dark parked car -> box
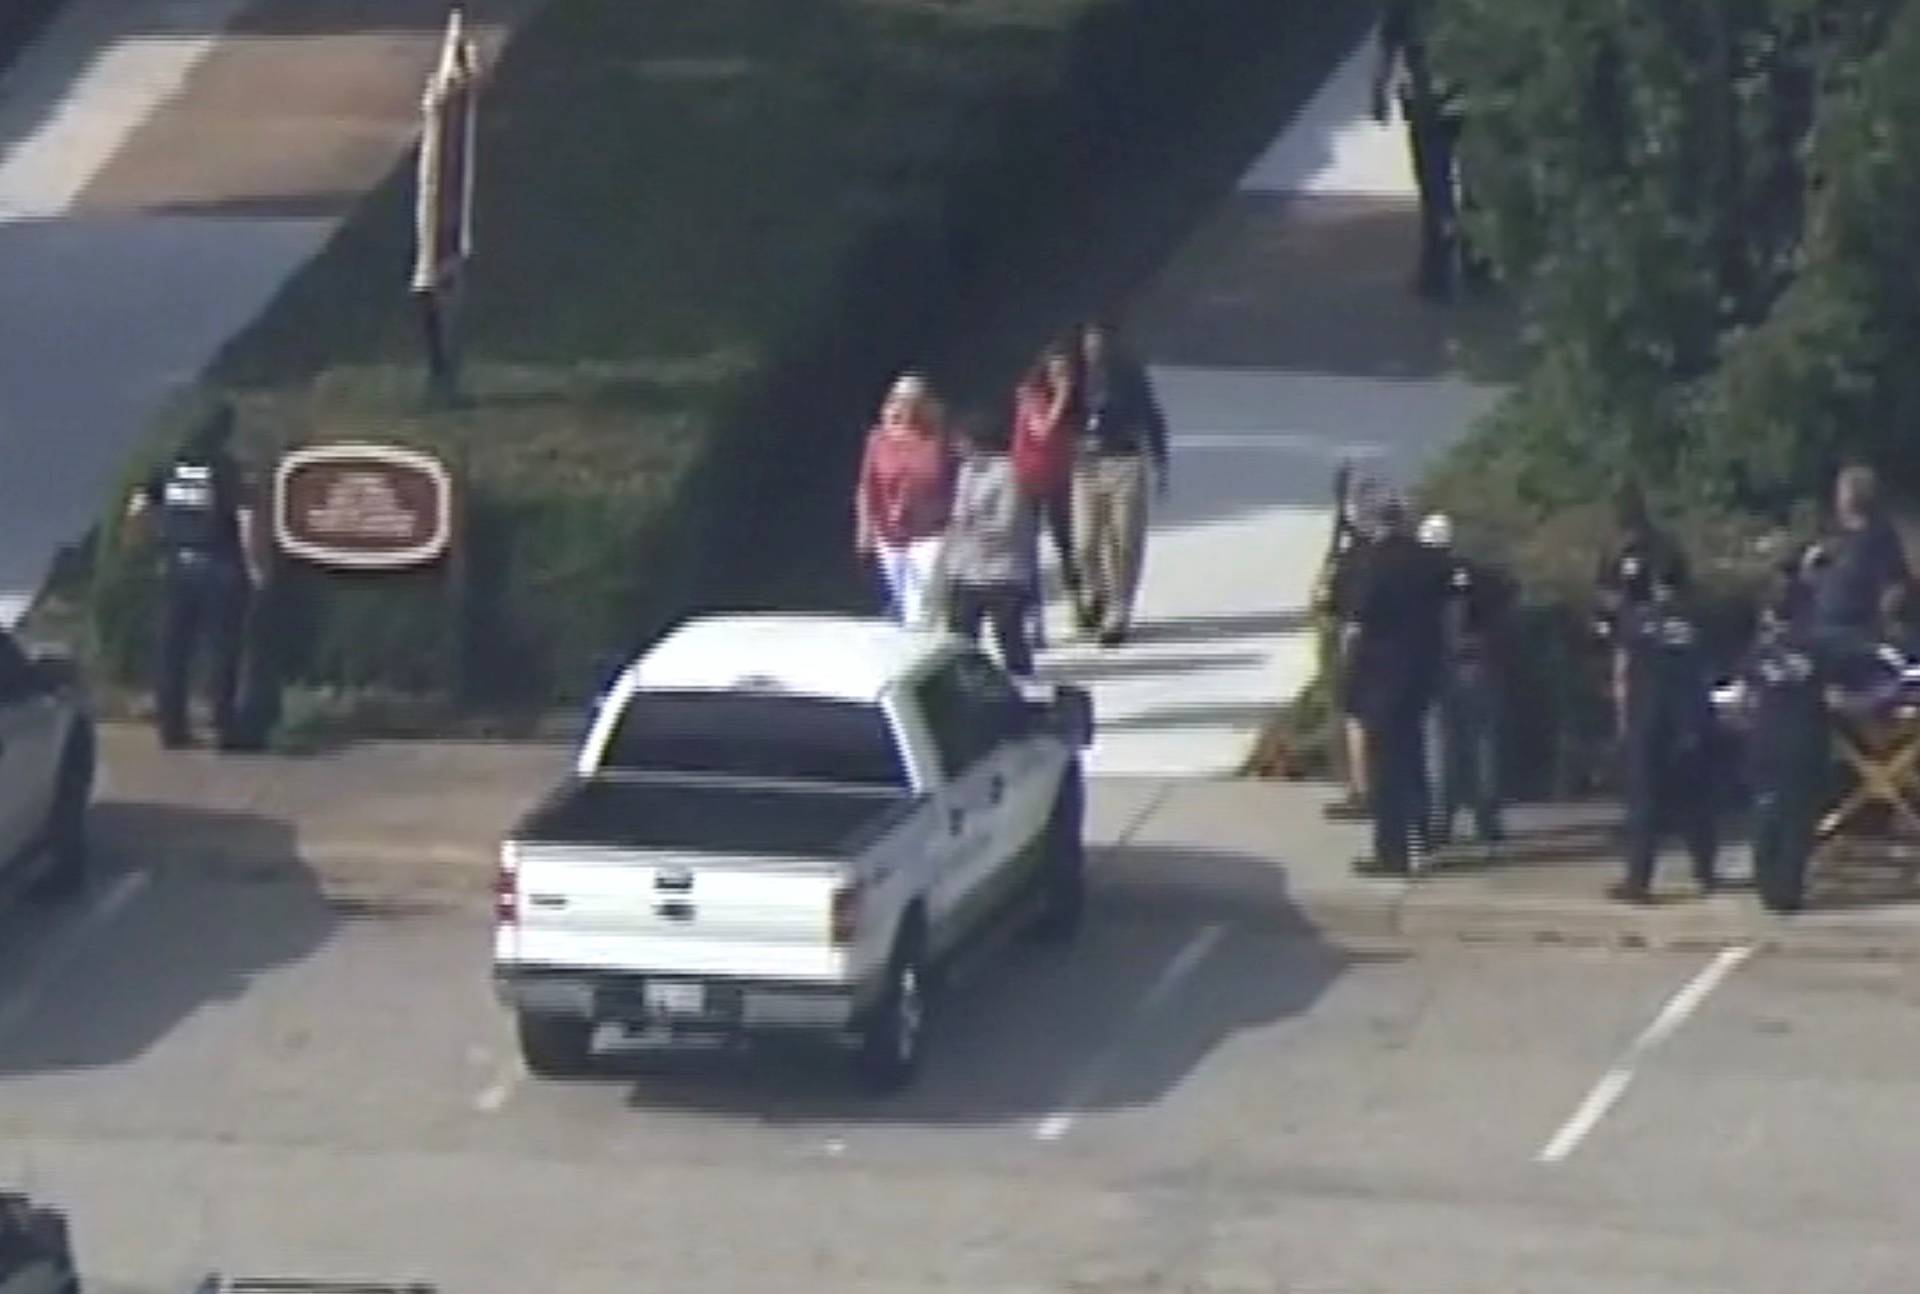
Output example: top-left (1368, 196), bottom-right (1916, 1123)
top-left (0, 1193), bottom-right (78, 1294)
top-left (0, 626), bottom-right (93, 903)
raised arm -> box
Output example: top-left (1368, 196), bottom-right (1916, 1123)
top-left (854, 432), bottom-right (879, 554)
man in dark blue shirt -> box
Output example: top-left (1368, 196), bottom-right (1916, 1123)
top-left (1804, 464), bottom-right (1909, 646)
top-left (1071, 322), bottom-right (1171, 647)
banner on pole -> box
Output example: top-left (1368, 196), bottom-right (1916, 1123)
top-left (412, 8), bottom-right (480, 294)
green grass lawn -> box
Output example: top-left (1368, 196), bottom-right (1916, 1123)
top-left (92, 0), bottom-right (1366, 713)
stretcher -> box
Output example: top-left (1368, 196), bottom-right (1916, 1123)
top-left (1817, 707), bottom-right (1920, 842)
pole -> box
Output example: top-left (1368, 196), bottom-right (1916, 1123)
top-left (413, 6), bottom-right (478, 406)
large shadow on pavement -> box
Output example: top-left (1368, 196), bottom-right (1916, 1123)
top-left (0, 802), bottom-right (336, 1076)
top-left (599, 843), bottom-right (1360, 1127)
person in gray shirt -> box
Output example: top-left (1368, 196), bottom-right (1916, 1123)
top-left (945, 413), bottom-right (1041, 676)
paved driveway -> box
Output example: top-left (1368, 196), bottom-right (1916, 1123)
top-left (1, 835), bottom-right (1915, 1293)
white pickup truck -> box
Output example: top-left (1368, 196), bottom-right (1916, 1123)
top-left (493, 614), bottom-right (1093, 1090)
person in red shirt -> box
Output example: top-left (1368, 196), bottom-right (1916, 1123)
top-left (1010, 344), bottom-right (1081, 646)
top-left (855, 372), bottom-right (956, 627)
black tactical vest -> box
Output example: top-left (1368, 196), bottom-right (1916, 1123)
top-left (158, 456), bottom-right (230, 553)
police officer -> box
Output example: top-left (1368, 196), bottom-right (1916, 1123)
top-left (1418, 512), bottom-right (1509, 851)
top-left (1738, 583), bottom-right (1835, 915)
top-left (1611, 563), bottom-right (1719, 903)
top-left (127, 404), bottom-right (264, 750)
top-left (1595, 483), bottom-right (1688, 728)
top-left (1347, 496), bottom-right (1450, 876)
top-left (1371, 1), bottom-right (1481, 299)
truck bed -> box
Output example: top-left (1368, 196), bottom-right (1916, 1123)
top-left (512, 775), bottom-right (914, 860)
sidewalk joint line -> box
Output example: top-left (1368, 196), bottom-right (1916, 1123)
top-left (1111, 781), bottom-right (1174, 850)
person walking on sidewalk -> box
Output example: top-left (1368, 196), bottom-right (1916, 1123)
top-left (1071, 321), bottom-right (1170, 647)
top-left (1348, 497), bottom-right (1450, 877)
top-left (945, 416), bottom-right (1042, 678)
top-left (1610, 564), bottom-right (1719, 904)
top-left (855, 372), bottom-right (956, 629)
top-left (124, 403), bottom-right (268, 751)
top-left (1011, 342), bottom-right (1083, 648)
top-left (1371, 0), bottom-right (1482, 300)
top-left (1418, 511), bottom-right (1509, 853)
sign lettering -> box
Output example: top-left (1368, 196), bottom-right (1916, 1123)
top-left (274, 443), bottom-right (454, 571)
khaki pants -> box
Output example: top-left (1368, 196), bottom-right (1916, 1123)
top-left (1072, 454), bottom-right (1149, 633)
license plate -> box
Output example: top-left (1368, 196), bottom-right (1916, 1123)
top-left (644, 980), bottom-right (705, 1017)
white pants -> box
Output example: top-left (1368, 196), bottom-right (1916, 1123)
top-left (875, 537), bottom-right (945, 628)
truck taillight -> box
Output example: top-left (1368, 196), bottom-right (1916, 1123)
top-left (830, 881), bottom-right (863, 946)
top-left (495, 844), bottom-right (519, 925)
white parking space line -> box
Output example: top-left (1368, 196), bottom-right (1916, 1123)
top-left (473, 1058), bottom-right (523, 1113)
top-left (1538, 944), bottom-right (1755, 1164)
top-left (1034, 922), bottom-right (1227, 1143)
top-left (0, 868), bottom-right (150, 1044)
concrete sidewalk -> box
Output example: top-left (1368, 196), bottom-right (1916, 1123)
top-left (1045, 32), bottom-right (1506, 778)
top-left (89, 727), bottom-right (1920, 958)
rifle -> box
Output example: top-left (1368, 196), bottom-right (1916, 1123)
top-left (1312, 460), bottom-right (1356, 619)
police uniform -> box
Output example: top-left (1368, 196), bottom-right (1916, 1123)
top-left (1379, 2), bottom-right (1473, 297)
top-left (1431, 555), bottom-right (1509, 847)
top-left (144, 445), bottom-right (249, 748)
top-left (1594, 529), bottom-right (1688, 640)
top-left (1349, 530), bottom-right (1450, 872)
top-left (1617, 594), bottom-right (1718, 897)
top-left (1741, 617), bottom-right (1830, 914)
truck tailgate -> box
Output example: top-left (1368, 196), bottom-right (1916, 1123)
top-left (500, 843), bottom-right (850, 982)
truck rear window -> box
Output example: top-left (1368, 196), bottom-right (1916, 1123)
top-left (601, 691), bottom-right (908, 789)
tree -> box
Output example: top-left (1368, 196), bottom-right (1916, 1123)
top-left (1429, 0), bottom-right (1907, 510)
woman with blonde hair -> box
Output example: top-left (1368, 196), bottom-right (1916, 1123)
top-left (855, 372), bottom-right (956, 627)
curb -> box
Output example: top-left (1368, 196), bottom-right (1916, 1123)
top-left (1299, 886), bottom-right (1920, 962)
top-left (97, 828), bottom-right (1920, 960)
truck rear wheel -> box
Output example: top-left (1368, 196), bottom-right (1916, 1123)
top-left (517, 1012), bottom-right (595, 1078)
top-left (1032, 770), bottom-right (1085, 942)
top-left (856, 928), bottom-right (928, 1093)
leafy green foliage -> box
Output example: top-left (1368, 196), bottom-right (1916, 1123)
top-left (1390, 0), bottom-right (1920, 791)
top-left (1432, 0), bottom-right (1912, 511)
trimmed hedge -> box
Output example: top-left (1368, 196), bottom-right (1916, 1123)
top-left (91, 0), bottom-right (1366, 710)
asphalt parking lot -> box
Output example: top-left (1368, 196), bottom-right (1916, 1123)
top-left (1, 835), bottom-right (1917, 1294)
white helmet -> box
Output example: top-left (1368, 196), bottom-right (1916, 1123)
top-left (1417, 511), bottom-right (1454, 549)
